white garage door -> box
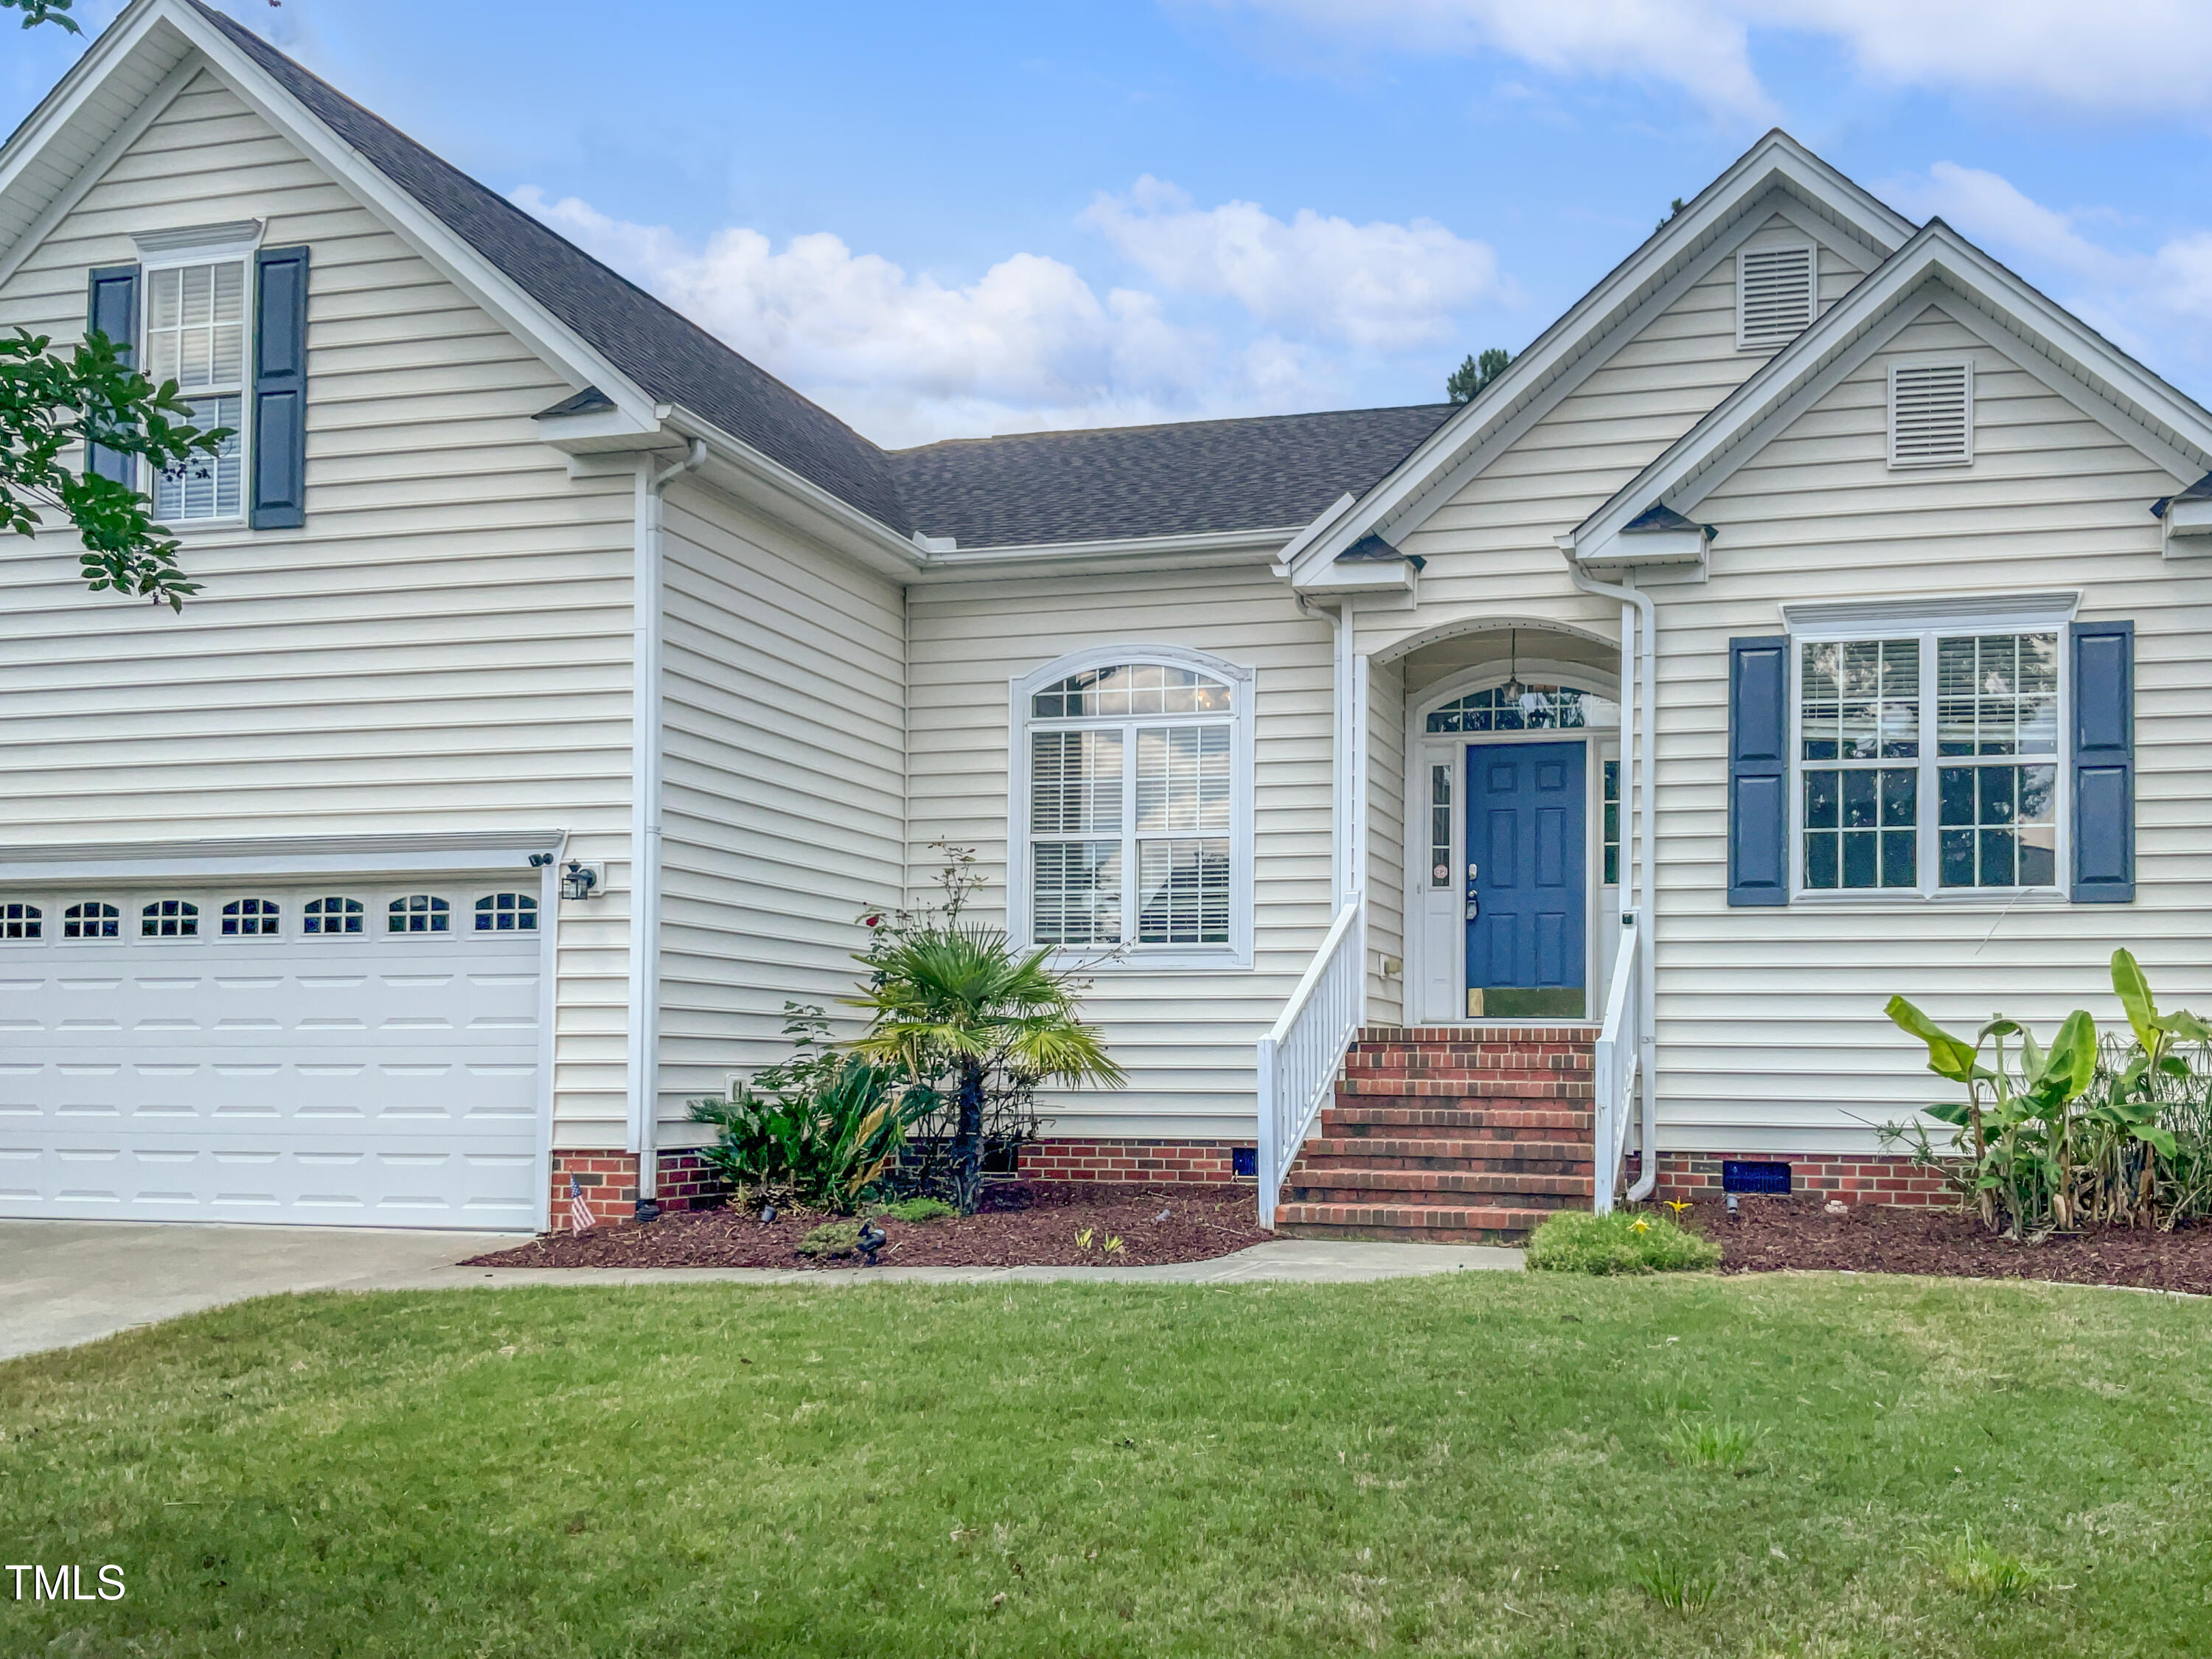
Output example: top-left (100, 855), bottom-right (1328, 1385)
top-left (0, 880), bottom-right (544, 1229)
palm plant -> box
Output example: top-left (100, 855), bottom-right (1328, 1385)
top-left (847, 926), bottom-right (1124, 1211)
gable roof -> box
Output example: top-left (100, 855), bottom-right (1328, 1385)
top-left (0, 0), bottom-right (1461, 559)
top-left (1566, 219), bottom-right (2212, 560)
top-left (1285, 129), bottom-right (1918, 586)
top-left (889, 405), bottom-right (1454, 550)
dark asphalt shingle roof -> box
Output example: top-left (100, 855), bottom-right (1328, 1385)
top-left (192, 5), bottom-right (1458, 552)
top-left (888, 406), bottom-right (1456, 548)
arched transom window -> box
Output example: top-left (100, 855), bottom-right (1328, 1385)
top-left (1426, 684), bottom-right (1599, 734)
top-left (1020, 657), bottom-right (1248, 960)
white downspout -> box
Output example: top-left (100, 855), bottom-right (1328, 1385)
top-left (1565, 557), bottom-right (1659, 1200)
top-left (627, 438), bottom-right (707, 1217)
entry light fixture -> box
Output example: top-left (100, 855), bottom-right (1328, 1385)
top-left (560, 860), bottom-right (601, 901)
top-left (1500, 629), bottom-right (1546, 720)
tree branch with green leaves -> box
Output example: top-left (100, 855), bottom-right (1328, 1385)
top-left (1, 327), bottom-right (229, 611)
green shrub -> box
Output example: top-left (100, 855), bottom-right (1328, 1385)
top-left (874, 1196), bottom-right (956, 1223)
top-left (689, 1008), bottom-right (910, 1214)
top-left (796, 1221), bottom-right (863, 1259)
top-left (1525, 1209), bottom-right (1721, 1275)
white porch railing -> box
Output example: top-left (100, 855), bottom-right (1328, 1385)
top-left (1590, 915), bottom-right (1644, 1214)
top-left (1255, 895), bottom-right (1365, 1227)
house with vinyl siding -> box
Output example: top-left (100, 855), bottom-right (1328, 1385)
top-left (1, 0), bottom-right (2205, 1237)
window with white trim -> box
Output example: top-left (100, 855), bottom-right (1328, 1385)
top-left (145, 259), bottom-right (248, 521)
top-left (63, 901), bottom-right (119, 940)
top-left (1020, 657), bottom-right (1248, 959)
top-left (475, 892), bottom-right (539, 931)
top-left (1796, 627), bottom-right (2059, 894)
top-left (0, 902), bottom-right (41, 941)
top-left (220, 897), bottom-right (280, 936)
top-left (302, 896), bottom-right (364, 936)
top-left (388, 894), bottom-right (451, 934)
top-left (142, 898), bottom-right (198, 938)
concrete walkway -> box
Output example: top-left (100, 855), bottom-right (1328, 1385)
top-left (0, 1221), bottom-right (1522, 1361)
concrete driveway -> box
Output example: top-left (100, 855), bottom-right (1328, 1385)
top-left (1, 1221), bottom-right (1521, 1363)
top-left (0, 1221), bottom-right (503, 1363)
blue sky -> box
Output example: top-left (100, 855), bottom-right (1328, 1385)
top-left (10, 1), bottom-right (2212, 447)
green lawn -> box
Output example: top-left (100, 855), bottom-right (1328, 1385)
top-left (4, 1273), bottom-right (2210, 1656)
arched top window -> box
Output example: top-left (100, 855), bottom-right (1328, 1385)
top-left (1015, 649), bottom-right (1252, 966)
top-left (63, 901), bottom-right (119, 940)
top-left (388, 894), bottom-right (451, 934)
top-left (1031, 662), bottom-right (1234, 720)
top-left (221, 898), bottom-right (280, 937)
top-left (303, 897), bottom-right (364, 936)
top-left (475, 892), bottom-right (538, 932)
top-left (142, 898), bottom-right (198, 939)
top-left (0, 902), bottom-right (41, 942)
top-left (1427, 684), bottom-right (1599, 734)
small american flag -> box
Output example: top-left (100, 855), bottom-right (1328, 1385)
top-left (567, 1175), bottom-right (594, 1234)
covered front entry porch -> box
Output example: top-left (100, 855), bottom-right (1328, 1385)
top-left (1390, 624), bottom-right (1625, 1026)
top-left (1259, 602), bottom-right (1660, 1233)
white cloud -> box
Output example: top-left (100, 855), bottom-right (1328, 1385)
top-left (512, 184), bottom-right (1504, 445)
top-left (1080, 176), bottom-right (1506, 350)
top-left (1897, 163), bottom-right (2212, 372)
top-left (1200, 0), bottom-right (2212, 120)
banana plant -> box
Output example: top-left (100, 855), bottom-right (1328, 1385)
top-left (1885, 996), bottom-right (2098, 1233)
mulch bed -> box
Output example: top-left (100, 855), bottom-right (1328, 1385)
top-left (464, 1181), bottom-right (1270, 1271)
top-left (1699, 1193), bottom-right (2212, 1296)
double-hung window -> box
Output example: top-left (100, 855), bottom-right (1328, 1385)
top-left (145, 257), bottom-right (249, 522)
top-left (1018, 653), bottom-right (1253, 965)
top-left (1795, 624), bottom-right (2061, 896)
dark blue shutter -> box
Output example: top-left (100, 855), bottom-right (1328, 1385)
top-left (250, 245), bottom-right (310, 529)
top-left (2070, 619), bottom-right (2134, 902)
top-left (1728, 635), bottom-right (1790, 905)
top-left (84, 263), bottom-right (140, 486)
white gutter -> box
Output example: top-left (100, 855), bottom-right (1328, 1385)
top-left (1565, 554), bottom-right (1659, 1200)
top-left (626, 438), bottom-right (706, 1214)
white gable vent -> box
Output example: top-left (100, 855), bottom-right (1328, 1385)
top-left (1888, 361), bottom-right (1974, 468)
top-left (1736, 242), bottom-right (1815, 350)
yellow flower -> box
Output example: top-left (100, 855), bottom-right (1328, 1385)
top-left (1664, 1200), bottom-right (1692, 1217)
top-left (1630, 1217), bottom-right (1652, 1234)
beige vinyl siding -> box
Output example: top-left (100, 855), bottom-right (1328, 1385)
top-left (1364, 651), bottom-right (1407, 1022)
top-left (0, 70), bottom-right (637, 1139)
top-left (1377, 212), bottom-right (1868, 658)
top-left (1648, 303), bottom-right (2208, 1152)
top-left (908, 562), bottom-right (1333, 1140)
top-left (654, 481), bottom-right (906, 1126)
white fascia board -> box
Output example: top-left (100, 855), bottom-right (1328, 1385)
top-left (535, 406), bottom-right (678, 453)
top-left (2165, 498), bottom-right (2212, 556)
top-left (910, 526), bottom-right (1294, 582)
top-left (0, 829), bottom-right (565, 886)
top-left (1287, 136), bottom-right (1914, 582)
top-left (1580, 527), bottom-right (1708, 567)
top-left (0, 50), bottom-right (204, 293)
top-left (1295, 558), bottom-right (1418, 595)
top-left (158, 4), bottom-right (661, 431)
top-left (1574, 229), bottom-right (2212, 554)
top-left (658, 406), bottom-right (925, 579)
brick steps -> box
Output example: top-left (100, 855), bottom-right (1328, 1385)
top-left (1273, 1202), bottom-right (1557, 1245)
top-left (1275, 1023), bottom-right (1599, 1247)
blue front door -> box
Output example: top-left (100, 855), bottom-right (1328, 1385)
top-left (1466, 741), bottom-right (1587, 1018)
